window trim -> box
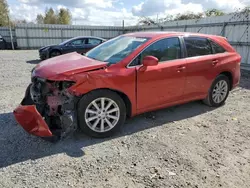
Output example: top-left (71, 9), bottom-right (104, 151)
top-left (183, 36), bottom-right (213, 58)
top-left (127, 36), bottom-right (184, 68)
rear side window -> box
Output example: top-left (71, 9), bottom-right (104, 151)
top-left (184, 37), bottom-right (212, 57)
top-left (210, 40), bottom-right (226, 54)
top-left (88, 38), bottom-right (102, 45)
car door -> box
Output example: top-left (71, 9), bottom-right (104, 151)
top-left (73, 38), bottom-right (87, 54)
top-left (135, 37), bottom-right (187, 111)
top-left (183, 36), bottom-right (220, 99)
top-left (63, 38), bottom-right (86, 54)
top-left (84, 38), bottom-right (102, 52)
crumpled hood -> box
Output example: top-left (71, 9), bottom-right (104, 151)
top-left (33, 52), bottom-right (107, 80)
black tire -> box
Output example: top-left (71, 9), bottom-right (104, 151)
top-left (49, 50), bottom-right (61, 58)
top-left (77, 90), bottom-right (126, 138)
top-left (0, 41), bottom-right (6, 50)
top-left (40, 56), bottom-right (46, 60)
top-left (203, 74), bottom-right (230, 107)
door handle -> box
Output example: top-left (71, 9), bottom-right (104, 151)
top-left (212, 59), bottom-right (219, 65)
top-left (177, 66), bottom-right (186, 72)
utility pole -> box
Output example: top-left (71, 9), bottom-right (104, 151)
top-left (7, 14), bottom-right (14, 50)
top-left (122, 20), bottom-right (125, 34)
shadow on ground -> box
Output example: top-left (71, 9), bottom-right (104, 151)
top-left (0, 101), bottom-right (215, 168)
top-left (240, 70), bottom-right (250, 90)
top-left (26, 59), bottom-right (41, 64)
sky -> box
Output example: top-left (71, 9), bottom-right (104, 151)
top-left (7, 0), bottom-right (250, 26)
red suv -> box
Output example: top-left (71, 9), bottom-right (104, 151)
top-left (14, 32), bottom-right (241, 141)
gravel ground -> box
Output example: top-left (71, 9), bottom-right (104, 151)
top-left (0, 50), bottom-right (250, 188)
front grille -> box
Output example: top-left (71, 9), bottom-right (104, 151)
top-left (30, 77), bottom-right (48, 104)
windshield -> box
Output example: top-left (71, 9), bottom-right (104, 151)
top-left (85, 36), bottom-right (150, 64)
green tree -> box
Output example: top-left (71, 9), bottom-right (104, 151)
top-left (44, 8), bottom-right (57, 24)
top-left (162, 14), bottom-right (174, 22)
top-left (36, 14), bottom-right (44, 24)
top-left (241, 6), bottom-right (250, 13)
top-left (58, 8), bottom-right (71, 24)
top-left (175, 12), bottom-right (203, 21)
top-left (0, 0), bottom-right (9, 26)
top-left (137, 16), bottom-right (156, 25)
top-left (205, 9), bottom-right (225, 17)
top-left (36, 8), bottom-right (72, 24)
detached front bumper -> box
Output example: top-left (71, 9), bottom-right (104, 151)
top-left (13, 82), bottom-right (77, 141)
top-left (13, 105), bottom-right (53, 137)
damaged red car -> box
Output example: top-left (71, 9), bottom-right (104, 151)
top-left (14, 32), bottom-right (241, 141)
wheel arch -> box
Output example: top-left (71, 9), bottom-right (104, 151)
top-left (219, 71), bottom-right (233, 90)
top-left (78, 88), bottom-right (132, 118)
top-left (49, 48), bottom-right (62, 56)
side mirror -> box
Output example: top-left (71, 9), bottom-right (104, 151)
top-left (142, 56), bottom-right (159, 67)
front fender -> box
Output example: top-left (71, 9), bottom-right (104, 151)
top-left (68, 68), bottom-right (137, 116)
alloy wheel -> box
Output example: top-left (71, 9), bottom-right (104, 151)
top-left (85, 97), bottom-right (120, 133)
top-left (212, 80), bottom-right (228, 103)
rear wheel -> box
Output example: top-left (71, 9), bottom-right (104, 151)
top-left (203, 75), bottom-right (230, 107)
top-left (77, 90), bottom-right (126, 138)
top-left (49, 50), bottom-right (61, 58)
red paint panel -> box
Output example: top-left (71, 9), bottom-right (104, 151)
top-left (13, 105), bottom-right (53, 137)
top-left (69, 64), bottom-right (137, 116)
top-left (33, 52), bottom-right (107, 80)
top-left (136, 59), bottom-right (187, 111)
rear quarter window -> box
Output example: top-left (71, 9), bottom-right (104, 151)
top-left (209, 40), bottom-right (226, 54)
top-left (184, 37), bottom-right (212, 57)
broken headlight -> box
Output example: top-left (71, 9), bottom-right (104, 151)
top-left (56, 81), bottom-right (75, 90)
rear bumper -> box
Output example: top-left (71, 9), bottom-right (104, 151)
top-left (13, 105), bottom-right (53, 137)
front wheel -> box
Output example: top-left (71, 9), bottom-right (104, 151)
top-left (203, 74), bottom-right (230, 107)
top-left (77, 90), bottom-right (126, 138)
top-left (49, 50), bottom-right (61, 58)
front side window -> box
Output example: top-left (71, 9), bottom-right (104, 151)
top-left (85, 36), bottom-right (150, 64)
top-left (184, 37), bottom-right (212, 57)
top-left (130, 37), bottom-right (181, 66)
top-left (70, 39), bottom-right (85, 46)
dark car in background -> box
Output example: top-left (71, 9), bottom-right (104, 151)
top-left (39, 36), bottom-right (106, 60)
top-left (0, 35), bottom-right (6, 50)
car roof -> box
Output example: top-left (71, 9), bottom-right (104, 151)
top-left (70, 36), bottom-right (106, 40)
top-left (123, 31), bottom-right (223, 40)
